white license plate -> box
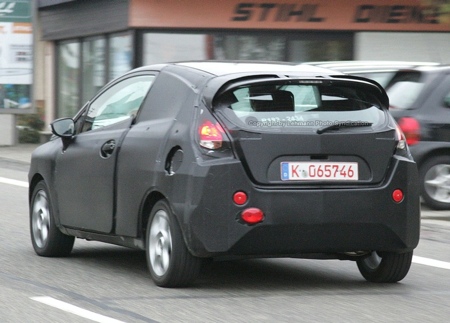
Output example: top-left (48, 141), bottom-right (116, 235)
top-left (281, 162), bottom-right (358, 181)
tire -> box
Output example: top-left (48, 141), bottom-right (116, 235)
top-left (357, 251), bottom-right (413, 283)
top-left (146, 199), bottom-right (202, 287)
top-left (420, 155), bottom-right (450, 210)
top-left (30, 181), bottom-right (75, 257)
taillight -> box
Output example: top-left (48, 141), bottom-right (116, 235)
top-left (394, 123), bottom-right (412, 159)
top-left (395, 125), bottom-right (407, 150)
top-left (398, 117), bottom-right (420, 146)
top-left (196, 108), bottom-right (233, 158)
top-left (198, 120), bottom-right (224, 149)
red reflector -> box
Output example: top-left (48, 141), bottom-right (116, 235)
top-left (398, 117), bottom-right (420, 146)
top-left (392, 189), bottom-right (404, 203)
top-left (241, 208), bottom-right (264, 224)
top-left (233, 191), bottom-right (247, 205)
top-left (199, 120), bottom-right (223, 149)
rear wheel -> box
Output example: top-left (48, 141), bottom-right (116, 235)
top-left (357, 251), bottom-right (413, 283)
top-left (146, 199), bottom-right (202, 287)
top-left (30, 181), bottom-right (74, 256)
top-left (420, 156), bottom-right (450, 210)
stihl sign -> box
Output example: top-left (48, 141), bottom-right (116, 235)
top-left (230, 3), bottom-right (439, 25)
top-left (129, 0), bottom-right (450, 32)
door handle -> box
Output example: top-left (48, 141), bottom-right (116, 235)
top-left (100, 140), bottom-right (116, 158)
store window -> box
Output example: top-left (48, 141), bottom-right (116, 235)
top-left (214, 34), bottom-right (286, 61)
top-left (142, 32), bottom-right (352, 65)
top-left (82, 37), bottom-right (106, 103)
top-left (109, 33), bottom-right (132, 80)
top-left (143, 33), bottom-right (210, 65)
top-left (288, 33), bottom-right (353, 62)
top-left (57, 41), bottom-right (80, 118)
top-left (57, 33), bottom-right (133, 118)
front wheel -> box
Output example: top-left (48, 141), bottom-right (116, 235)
top-left (30, 181), bottom-right (75, 257)
top-left (146, 200), bottom-right (202, 287)
top-left (357, 251), bottom-right (413, 283)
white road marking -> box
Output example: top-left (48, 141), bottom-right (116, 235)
top-left (30, 296), bottom-right (126, 323)
top-left (413, 256), bottom-right (450, 270)
top-left (0, 176), bottom-right (28, 188)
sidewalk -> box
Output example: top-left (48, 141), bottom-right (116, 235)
top-left (0, 143), bottom-right (41, 164)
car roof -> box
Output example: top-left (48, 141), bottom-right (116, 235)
top-left (394, 64), bottom-right (450, 72)
top-left (133, 60), bottom-right (341, 77)
top-left (302, 60), bottom-right (440, 73)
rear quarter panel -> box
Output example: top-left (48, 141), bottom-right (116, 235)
top-left (114, 69), bottom-right (209, 238)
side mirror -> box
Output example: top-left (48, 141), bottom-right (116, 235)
top-left (51, 118), bottom-right (75, 138)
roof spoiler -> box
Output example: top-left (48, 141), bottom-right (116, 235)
top-left (329, 74), bottom-right (389, 108)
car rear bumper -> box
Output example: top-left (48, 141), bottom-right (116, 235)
top-left (176, 157), bottom-right (420, 258)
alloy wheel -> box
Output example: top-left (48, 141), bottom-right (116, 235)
top-left (149, 209), bottom-right (172, 277)
top-left (424, 164), bottom-right (450, 203)
top-left (31, 190), bottom-right (50, 248)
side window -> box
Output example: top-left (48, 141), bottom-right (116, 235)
top-left (444, 90), bottom-right (450, 107)
top-left (443, 82), bottom-right (450, 107)
top-left (82, 75), bottom-right (154, 132)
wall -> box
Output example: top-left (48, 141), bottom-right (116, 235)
top-left (355, 32), bottom-right (450, 63)
top-left (0, 115), bottom-right (17, 146)
top-left (39, 0), bottom-right (129, 40)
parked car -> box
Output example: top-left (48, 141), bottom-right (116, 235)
top-left (29, 61), bottom-right (420, 287)
top-left (303, 61), bottom-right (439, 88)
top-left (385, 65), bottom-right (450, 210)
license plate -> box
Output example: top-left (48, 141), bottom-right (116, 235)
top-left (281, 162), bottom-right (358, 181)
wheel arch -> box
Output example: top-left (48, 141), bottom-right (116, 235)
top-left (139, 190), bottom-right (196, 254)
top-left (414, 147), bottom-right (450, 169)
top-left (140, 190), bottom-right (167, 239)
top-left (28, 173), bottom-right (44, 203)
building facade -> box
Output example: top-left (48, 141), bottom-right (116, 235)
top-left (0, 0), bottom-right (33, 145)
top-left (34, 0), bottom-right (450, 129)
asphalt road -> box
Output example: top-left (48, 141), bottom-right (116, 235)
top-left (1, 158), bottom-right (449, 323)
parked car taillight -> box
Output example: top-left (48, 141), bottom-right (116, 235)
top-left (398, 117), bottom-right (420, 146)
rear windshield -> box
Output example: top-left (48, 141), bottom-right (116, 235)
top-left (385, 71), bottom-right (424, 110)
top-left (214, 82), bottom-right (386, 132)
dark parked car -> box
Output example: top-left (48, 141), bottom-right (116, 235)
top-left (386, 65), bottom-right (450, 210)
top-left (303, 61), bottom-right (439, 88)
top-left (29, 61), bottom-right (420, 287)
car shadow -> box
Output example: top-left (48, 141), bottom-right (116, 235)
top-left (65, 243), bottom-right (411, 292)
top-left (197, 258), bottom-right (366, 290)
top-left (69, 243), bottom-right (149, 277)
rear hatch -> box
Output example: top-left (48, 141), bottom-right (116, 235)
top-left (213, 78), bottom-right (396, 186)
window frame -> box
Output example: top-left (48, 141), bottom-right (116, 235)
top-left (77, 73), bottom-right (155, 134)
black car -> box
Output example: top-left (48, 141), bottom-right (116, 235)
top-left (386, 65), bottom-right (450, 210)
top-left (29, 61), bottom-right (420, 287)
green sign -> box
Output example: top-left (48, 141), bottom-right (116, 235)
top-left (0, 0), bottom-right (31, 23)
